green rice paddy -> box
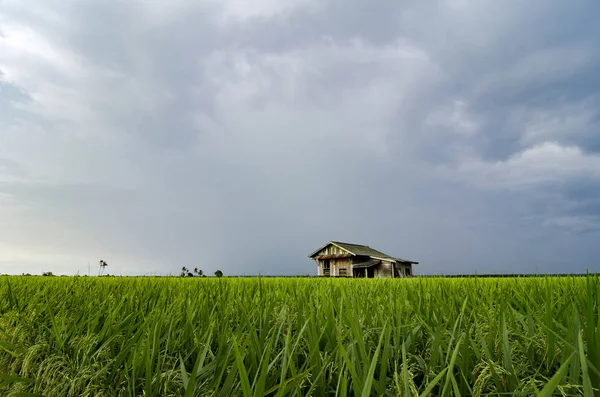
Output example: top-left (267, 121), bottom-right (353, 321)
top-left (0, 276), bottom-right (598, 396)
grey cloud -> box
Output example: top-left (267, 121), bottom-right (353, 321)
top-left (0, 74), bottom-right (32, 130)
top-left (0, 76), bottom-right (31, 103)
top-left (1, 0), bottom-right (600, 275)
top-left (0, 158), bottom-right (24, 178)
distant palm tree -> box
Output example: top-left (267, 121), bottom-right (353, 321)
top-left (98, 260), bottom-right (108, 276)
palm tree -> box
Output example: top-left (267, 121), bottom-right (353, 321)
top-left (98, 260), bottom-right (108, 276)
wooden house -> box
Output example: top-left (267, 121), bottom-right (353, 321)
top-left (308, 241), bottom-right (418, 278)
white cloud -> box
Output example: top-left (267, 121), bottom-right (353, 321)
top-left (0, 21), bottom-right (84, 89)
top-left (452, 142), bottom-right (600, 189)
top-left (213, 0), bottom-right (320, 24)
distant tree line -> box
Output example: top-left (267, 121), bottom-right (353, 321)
top-left (180, 266), bottom-right (223, 278)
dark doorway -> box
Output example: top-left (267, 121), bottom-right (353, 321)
top-left (366, 267), bottom-right (375, 278)
top-left (353, 267), bottom-right (375, 278)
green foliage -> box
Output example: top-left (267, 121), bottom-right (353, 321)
top-left (181, 267), bottom-right (194, 278)
top-left (0, 276), bottom-right (598, 396)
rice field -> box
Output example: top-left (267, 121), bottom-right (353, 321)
top-left (0, 275), bottom-right (599, 396)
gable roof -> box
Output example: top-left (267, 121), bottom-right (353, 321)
top-left (308, 241), bottom-right (418, 264)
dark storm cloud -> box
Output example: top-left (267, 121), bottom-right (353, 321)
top-left (1, 0), bottom-right (600, 275)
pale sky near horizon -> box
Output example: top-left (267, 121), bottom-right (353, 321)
top-left (1, 1), bottom-right (600, 276)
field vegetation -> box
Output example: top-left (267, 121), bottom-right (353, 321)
top-left (0, 276), bottom-right (599, 396)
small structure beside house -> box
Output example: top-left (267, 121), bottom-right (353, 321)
top-left (308, 241), bottom-right (418, 278)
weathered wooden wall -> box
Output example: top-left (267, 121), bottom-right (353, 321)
top-left (316, 259), bottom-right (352, 277)
top-left (318, 260), bottom-right (412, 278)
top-left (315, 245), bottom-right (348, 256)
top-left (333, 259), bottom-right (352, 277)
top-left (376, 261), bottom-right (394, 278)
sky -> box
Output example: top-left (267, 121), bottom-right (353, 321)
top-left (1, 1), bottom-right (599, 276)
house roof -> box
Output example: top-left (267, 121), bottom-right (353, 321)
top-left (308, 241), bottom-right (419, 264)
top-left (352, 259), bottom-right (380, 268)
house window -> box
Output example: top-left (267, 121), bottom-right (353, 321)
top-left (322, 260), bottom-right (330, 276)
top-left (339, 268), bottom-right (347, 277)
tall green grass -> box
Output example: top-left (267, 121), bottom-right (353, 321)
top-left (0, 276), bottom-right (598, 396)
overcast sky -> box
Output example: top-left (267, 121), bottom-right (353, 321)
top-left (1, 1), bottom-right (599, 276)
